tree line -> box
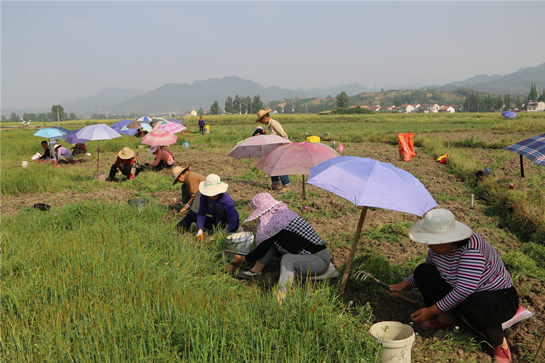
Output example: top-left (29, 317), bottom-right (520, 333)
top-left (208, 95), bottom-right (264, 115)
top-left (1, 105), bottom-right (78, 122)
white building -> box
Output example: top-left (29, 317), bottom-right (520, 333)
top-left (527, 101), bottom-right (545, 112)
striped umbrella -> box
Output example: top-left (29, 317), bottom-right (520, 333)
top-left (156, 122), bottom-right (186, 133)
top-left (137, 116), bottom-right (152, 122)
top-left (152, 120), bottom-right (170, 131)
top-left (141, 130), bottom-right (177, 146)
top-left (504, 133), bottom-right (545, 177)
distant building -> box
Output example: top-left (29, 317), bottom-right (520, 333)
top-left (190, 109), bottom-right (197, 117)
top-left (440, 106), bottom-right (455, 113)
top-left (527, 101), bottom-right (545, 112)
top-left (398, 104), bottom-right (415, 113)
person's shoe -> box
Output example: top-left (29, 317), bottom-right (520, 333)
top-left (421, 318), bottom-right (458, 331)
top-left (270, 184), bottom-right (281, 190)
top-left (236, 269), bottom-right (262, 280)
top-left (278, 187), bottom-right (290, 194)
top-left (493, 342), bottom-right (512, 363)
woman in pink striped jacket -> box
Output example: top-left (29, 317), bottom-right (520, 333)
top-left (390, 209), bottom-right (519, 363)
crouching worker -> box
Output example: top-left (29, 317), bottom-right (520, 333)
top-left (146, 146), bottom-right (174, 171)
top-left (53, 143), bottom-right (73, 164)
top-left (389, 209), bottom-right (522, 363)
top-left (38, 141), bottom-right (56, 161)
top-left (171, 166), bottom-right (206, 217)
top-left (232, 193), bottom-right (333, 303)
top-left (177, 174), bottom-right (240, 240)
top-left (107, 147), bottom-right (142, 181)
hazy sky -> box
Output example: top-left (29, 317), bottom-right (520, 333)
top-left (2, 1), bottom-right (544, 109)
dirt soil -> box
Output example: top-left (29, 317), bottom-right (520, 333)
top-left (3, 130), bottom-right (544, 362)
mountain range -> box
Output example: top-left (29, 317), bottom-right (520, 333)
top-left (3, 62), bottom-right (544, 117)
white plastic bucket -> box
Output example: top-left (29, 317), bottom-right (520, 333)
top-left (369, 321), bottom-right (415, 363)
top-left (226, 232), bottom-right (254, 254)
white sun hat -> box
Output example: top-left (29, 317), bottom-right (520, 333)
top-left (148, 146), bottom-right (159, 155)
top-left (409, 209), bottom-right (473, 245)
top-left (199, 174), bottom-right (228, 196)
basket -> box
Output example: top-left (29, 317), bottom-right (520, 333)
top-left (306, 136), bottom-right (320, 143)
top-left (226, 232), bottom-right (255, 254)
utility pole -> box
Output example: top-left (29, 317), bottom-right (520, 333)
top-left (57, 108), bottom-right (60, 122)
top-left (95, 105), bottom-right (98, 120)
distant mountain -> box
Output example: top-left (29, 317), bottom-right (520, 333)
top-left (103, 77), bottom-right (372, 114)
top-left (423, 62), bottom-right (545, 94)
top-left (61, 87), bottom-right (150, 113)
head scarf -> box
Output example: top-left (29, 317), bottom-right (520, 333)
top-left (256, 203), bottom-right (298, 244)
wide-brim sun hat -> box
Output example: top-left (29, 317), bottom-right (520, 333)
top-left (118, 147), bottom-right (135, 159)
top-left (199, 174), bottom-right (228, 196)
top-left (171, 166), bottom-right (190, 185)
top-left (245, 193), bottom-right (283, 222)
top-left (409, 209), bottom-right (473, 245)
top-left (52, 143), bottom-right (61, 150)
top-left (148, 146), bottom-right (159, 155)
top-left (255, 109), bottom-right (270, 123)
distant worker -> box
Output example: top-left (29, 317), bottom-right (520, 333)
top-left (38, 141), bottom-right (56, 161)
top-left (53, 143), bottom-right (74, 163)
top-left (107, 147), bottom-right (142, 181)
top-left (252, 126), bottom-right (266, 136)
top-left (71, 143), bottom-right (87, 155)
top-left (198, 116), bottom-right (206, 134)
top-left (256, 110), bottom-right (290, 193)
top-left (145, 146), bottom-right (174, 171)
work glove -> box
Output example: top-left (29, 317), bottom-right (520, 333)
top-left (196, 229), bottom-right (204, 242)
top-left (169, 198), bottom-right (178, 204)
top-left (232, 254), bottom-right (245, 265)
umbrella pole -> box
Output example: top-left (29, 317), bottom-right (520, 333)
top-left (339, 206), bottom-right (368, 294)
top-left (302, 174), bottom-right (306, 214)
top-left (520, 154), bottom-right (525, 178)
top-left (97, 140), bottom-right (100, 182)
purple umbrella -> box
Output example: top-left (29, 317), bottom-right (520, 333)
top-left (112, 119), bottom-right (138, 136)
top-left (307, 156), bottom-right (438, 293)
top-left (501, 111), bottom-right (517, 119)
top-left (65, 129), bottom-right (89, 144)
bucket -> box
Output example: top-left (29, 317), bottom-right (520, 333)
top-left (22, 161), bottom-right (28, 168)
top-left (93, 172), bottom-right (106, 182)
top-left (183, 142), bottom-right (189, 148)
top-left (306, 136), bottom-right (320, 143)
top-left (369, 321), bottom-right (415, 363)
top-left (226, 232), bottom-right (254, 254)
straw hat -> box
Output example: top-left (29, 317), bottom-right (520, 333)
top-left (171, 166), bottom-right (191, 185)
top-left (409, 209), bottom-right (473, 245)
top-left (255, 110), bottom-right (270, 123)
top-left (245, 193), bottom-right (283, 222)
top-left (148, 146), bottom-right (159, 155)
top-left (118, 147), bottom-right (135, 159)
top-left (199, 174), bottom-right (228, 196)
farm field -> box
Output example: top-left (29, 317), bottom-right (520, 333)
top-left (2, 113), bottom-right (545, 362)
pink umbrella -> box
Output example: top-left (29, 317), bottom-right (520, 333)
top-left (255, 142), bottom-right (340, 201)
top-left (227, 134), bottom-right (291, 159)
top-left (152, 120), bottom-right (170, 131)
top-left (142, 130), bottom-right (177, 146)
top-left (156, 122), bottom-right (187, 134)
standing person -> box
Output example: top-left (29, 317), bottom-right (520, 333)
top-left (198, 116), bottom-right (206, 135)
top-left (38, 141), bottom-right (56, 161)
top-left (389, 209), bottom-right (521, 363)
top-left (256, 110), bottom-right (290, 193)
top-left (146, 146), bottom-right (174, 171)
top-left (53, 143), bottom-right (74, 163)
top-left (171, 166), bottom-right (206, 216)
top-left (176, 174), bottom-right (240, 239)
top-left (107, 147), bottom-right (142, 181)
top-left (232, 193), bottom-right (334, 303)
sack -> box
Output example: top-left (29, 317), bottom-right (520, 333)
top-left (437, 154), bottom-right (449, 164)
top-left (32, 203), bottom-right (51, 211)
top-left (31, 153), bottom-right (42, 160)
top-left (398, 133), bottom-right (416, 161)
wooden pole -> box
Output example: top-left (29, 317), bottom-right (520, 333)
top-left (339, 206), bottom-right (368, 294)
top-left (520, 154), bottom-right (525, 178)
top-left (96, 140), bottom-right (100, 181)
top-left (302, 174), bottom-right (306, 214)
top-left (535, 332), bottom-right (545, 363)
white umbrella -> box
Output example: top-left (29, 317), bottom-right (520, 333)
top-left (76, 124), bottom-right (122, 181)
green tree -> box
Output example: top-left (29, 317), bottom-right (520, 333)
top-left (252, 95), bottom-right (263, 114)
top-left (336, 91), bottom-right (349, 108)
top-left (503, 93), bottom-right (511, 111)
top-left (9, 112), bottom-right (20, 122)
top-left (210, 101), bottom-right (220, 115)
top-left (528, 83), bottom-right (538, 102)
top-left (245, 96), bottom-right (252, 114)
top-left (1, 115), bottom-right (7, 121)
top-left (233, 95), bottom-right (241, 114)
top-left (51, 105), bottom-right (65, 121)
top-left (516, 94), bottom-right (522, 110)
top-left (224, 97), bottom-right (234, 114)
top-left (197, 108), bottom-right (204, 116)
top-left (538, 89), bottom-right (545, 102)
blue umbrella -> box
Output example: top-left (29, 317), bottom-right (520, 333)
top-left (65, 129), bottom-right (89, 144)
top-left (501, 111), bottom-right (517, 119)
top-left (307, 156), bottom-right (438, 293)
top-left (111, 119), bottom-right (133, 132)
top-left (504, 133), bottom-right (545, 177)
top-left (33, 127), bottom-right (70, 140)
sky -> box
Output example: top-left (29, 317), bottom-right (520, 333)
top-left (2, 1), bottom-right (544, 110)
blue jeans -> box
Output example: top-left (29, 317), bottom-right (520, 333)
top-left (271, 175), bottom-right (290, 187)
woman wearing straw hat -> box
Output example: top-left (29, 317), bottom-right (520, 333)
top-left (52, 143), bottom-right (73, 164)
top-left (389, 209), bottom-right (520, 363)
top-left (256, 110), bottom-right (290, 193)
top-left (232, 193), bottom-right (334, 303)
top-left (107, 147), bottom-right (142, 182)
top-left (177, 174), bottom-right (240, 239)
top-left (146, 146), bottom-right (174, 171)
top-left (171, 166), bottom-right (206, 218)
